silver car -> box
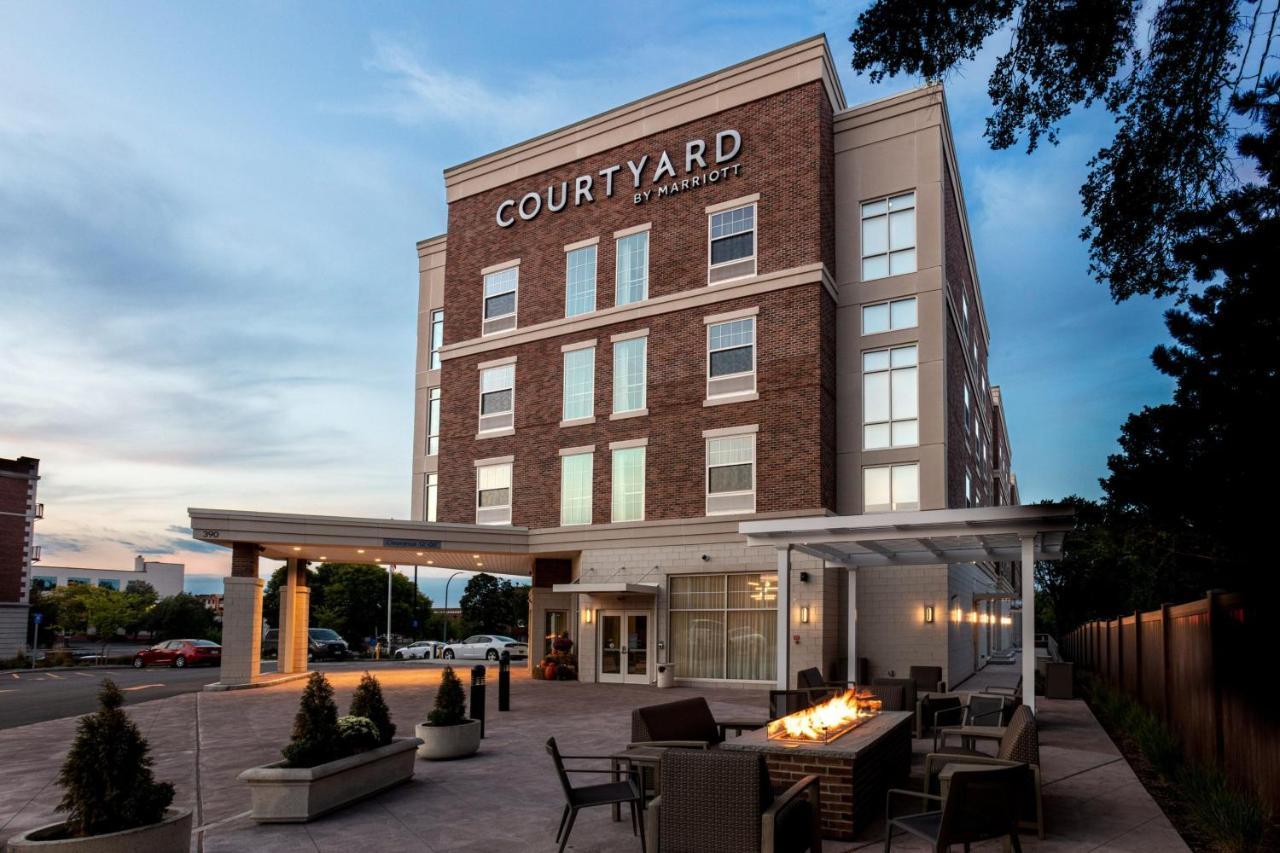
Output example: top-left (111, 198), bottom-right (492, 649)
top-left (393, 640), bottom-right (445, 660)
top-left (441, 635), bottom-right (529, 661)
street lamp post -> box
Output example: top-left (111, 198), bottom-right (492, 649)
top-left (442, 571), bottom-right (466, 643)
top-left (385, 564), bottom-right (395, 652)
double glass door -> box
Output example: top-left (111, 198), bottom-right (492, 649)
top-left (599, 610), bottom-right (649, 684)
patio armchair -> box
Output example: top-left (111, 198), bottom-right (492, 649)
top-left (932, 694), bottom-right (1007, 752)
top-left (546, 737), bottom-right (645, 853)
top-left (884, 764), bottom-right (1029, 852)
top-left (629, 697), bottom-right (764, 750)
top-left (644, 748), bottom-right (822, 853)
top-left (923, 705), bottom-right (1045, 838)
top-left (768, 666), bottom-right (856, 717)
top-left (909, 665), bottom-right (946, 694)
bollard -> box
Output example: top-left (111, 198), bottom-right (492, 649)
top-left (498, 650), bottom-right (511, 712)
top-left (470, 665), bottom-right (486, 738)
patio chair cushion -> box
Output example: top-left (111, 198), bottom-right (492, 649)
top-left (633, 697), bottom-right (721, 746)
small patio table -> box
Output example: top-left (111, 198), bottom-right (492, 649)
top-left (609, 745), bottom-right (665, 821)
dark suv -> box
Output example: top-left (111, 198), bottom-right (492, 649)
top-left (262, 627), bottom-right (351, 661)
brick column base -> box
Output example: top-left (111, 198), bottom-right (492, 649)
top-left (219, 576), bottom-right (264, 686)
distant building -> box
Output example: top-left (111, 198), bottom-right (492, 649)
top-left (31, 555), bottom-right (185, 600)
top-left (0, 456), bottom-right (40, 656)
top-left (195, 593), bottom-right (224, 618)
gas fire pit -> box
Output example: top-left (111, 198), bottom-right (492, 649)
top-left (765, 688), bottom-right (882, 745)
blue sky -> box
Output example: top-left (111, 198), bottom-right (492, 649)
top-left (0, 2), bottom-right (1175, 599)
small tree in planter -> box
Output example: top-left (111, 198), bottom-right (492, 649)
top-left (428, 665), bottom-right (467, 725)
top-left (349, 672), bottom-right (395, 745)
top-left (416, 665), bottom-right (481, 759)
top-left (282, 671), bottom-right (343, 767)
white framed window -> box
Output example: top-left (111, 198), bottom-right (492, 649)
top-left (475, 461), bottom-right (512, 525)
top-left (611, 446), bottom-right (645, 522)
top-left (962, 291), bottom-right (969, 327)
top-left (565, 244), bottom-right (597, 317)
top-left (615, 231), bottom-right (648, 306)
top-left (478, 363), bottom-right (514, 433)
top-left (426, 387), bottom-right (441, 455)
top-left (612, 337), bottom-right (647, 414)
top-left (562, 346), bottom-right (595, 421)
top-left (862, 344), bottom-right (918, 449)
top-left (482, 265), bottom-right (518, 335)
top-left (560, 452), bottom-right (593, 526)
top-left (965, 471), bottom-right (973, 507)
top-left (705, 430), bottom-right (756, 515)
top-left (708, 203), bottom-right (756, 283)
top-left (861, 297), bottom-right (918, 335)
top-left (425, 473), bottom-right (438, 523)
top-left (707, 316), bottom-right (756, 399)
top-left (861, 192), bottom-right (916, 281)
top-left (669, 572), bottom-right (776, 681)
top-left (863, 463), bottom-right (919, 513)
top-left (429, 309), bottom-right (444, 369)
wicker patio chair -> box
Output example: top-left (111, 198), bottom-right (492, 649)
top-left (932, 694), bottom-right (1007, 752)
top-left (629, 697), bottom-right (764, 750)
top-left (909, 665), bottom-right (946, 694)
top-left (644, 748), bottom-right (822, 853)
top-left (923, 705), bottom-right (1045, 838)
top-left (884, 764), bottom-right (1028, 851)
top-left (769, 666), bottom-right (856, 716)
top-left (871, 677), bottom-right (917, 715)
top-left (546, 737), bottom-right (645, 853)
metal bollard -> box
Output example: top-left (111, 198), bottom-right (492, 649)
top-left (498, 650), bottom-right (511, 712)
top-left (470, 665), bottom-right (486, 738)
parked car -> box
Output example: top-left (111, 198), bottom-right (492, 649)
top-left (441, 635), bottom-right (529, 661)
top-left (261, 627), bottom-right (352, 661)
top-left (133, 639), bottom-right (221, 669)
top-left (393, 640), bottom-right (445, 660)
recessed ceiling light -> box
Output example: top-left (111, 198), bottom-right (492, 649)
top-left (357, 549), bottom-right (365, 554)
top-left (427, 560), bottom-right (434, 565)
top-left (472, 554), bottom-right (480, 558)
top-left (292, 547), bottom-right (301, 551)
top-left (319, 556), bottom-right (328, 560)
top-left (416, 552), bottom-right (424, 556)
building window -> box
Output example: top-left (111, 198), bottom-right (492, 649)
top-left (475, 462), bottom-right (512, 525)
top-left (429, 309), bottom-right (444, 369)
top-left (611, 446), bottom-right (645, 522)
top-left (862, 297), bottom-right (918, 334)
top-left (562, 347), bottom-right (595, 421)
top-left (544, 610), bottom-right (569, 656)
top-left (565, 244), bottom-right (597, 317)
top-left (67, 578), bottom-right (89, 586)
top-left (482, 265), bottom-right (518, 335)
top-left (863, 344), bottom-right (918, 449)
top-left (612, 337), bottom-right (647, 414)
top-left (32, 576), bottom-right (56, 592)
top-left (615, 232), bottom-right (648, 306)
top-left (98, 579), bottom-right (120, 591)
top-left (707, 317), bottom-right (756, 399)
top-left (478, 364), bottom-right (515, 433)
top-left (706, 432), bottom-right (755, 515)
top-left (669, 573), bottom-right (776, 681)
top-left (426, 387), bottom-right (441, 455)
top-left (861, 191), bottom-right (916, 281)
top-left (560, 452), bottom-right (593, 526)
top-left (708, 203), bottom-right (756, 283)
top-left (864, 463), bottom-right (920, 512)
top-left (965, 471), bottom-right (973, 507)
top-left (425, 473), bottom-right (438, 523)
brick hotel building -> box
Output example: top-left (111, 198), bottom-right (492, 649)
top-left (405, 35), bottom-right (1022, 690)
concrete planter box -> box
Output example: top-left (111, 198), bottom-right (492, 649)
top-left (415, 719), bottom-right (481, 760)
top-left (238, 737), bottom-right (421, 823)
top-left (7, 808), bottom-right (192, 852)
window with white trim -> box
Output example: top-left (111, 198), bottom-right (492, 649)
top-left (482, 266), bottom-right (518, 334)
top-left (707, 317), bottom-right (756, 399)
top-left (429, 309), bottom-right (444, 369)
top-left (426, 387), bottom-right (441, 455)
top-left (425, 473), bottom-right (438, 522)
top-left (611, 446), bottom-right (645, 522)
top-left (863, 463), bottom-right (920, 513)
top-left (478, 364), bottom-right (514, 433)
top-left (862, 344), bottom-right (918, 449)
top-left (560, 452), bottom-right (593, 526)
top-left (562, 347), bottom-right (595, 421)
top-left (475, 462), bottom-right (512, 525)
top-left (861, 297), bottom-right (917, 335)
top-left (615, 232), bottom-right (648, 306)
top-left (706, 432), bottom-right (755, 515)
top-left (861, 192), bottom-right (916, 280)
top-left (612, 337), bottom-right (647, 414)
top-left (708, 204), bottom-right (756, 283)
top-left (565, 245), bottom-right (596, 317)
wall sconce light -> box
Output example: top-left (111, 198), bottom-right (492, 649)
top-left (582, 608), bottom-right (592, 624)
top-left (924, 605), bottom-right (935, 624)
top-left (800, 606), bottom-right (810, 624)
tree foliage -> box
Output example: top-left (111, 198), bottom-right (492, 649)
top-left (849, 0), bottom-right (1277, 301)
top-left (145, 593), bottom-right (217, 641)
top-left (263, 562), bottom-right (432, 641)
top-left (282, 672), bottom-right (343, 767)
top-left (349, 671), bottom-right (395, 745)
top-left (458, 572), bottom-right (528, 636)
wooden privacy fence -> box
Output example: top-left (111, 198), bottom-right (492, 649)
top-left (1062, 592), bottom-right (1280, 811)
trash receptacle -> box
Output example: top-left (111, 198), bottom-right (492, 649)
top-left (1045, 661), bottom-right (1073, 699)
top-left (656, 662), bottom-right (676, 688)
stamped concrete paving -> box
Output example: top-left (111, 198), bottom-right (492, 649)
top-left (0, 661), bottom-right (1186, 852)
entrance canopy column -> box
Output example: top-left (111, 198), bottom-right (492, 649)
top-left (219, 542), bottom-right (263, 687)
top-left (776, 546), bottom-right (791, 691)
top-left (1021, 534), bottom-right (1036, 712)
top-left (278, 558), bottom-right (310, 675)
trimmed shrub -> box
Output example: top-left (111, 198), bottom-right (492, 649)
top-left (337, 715), bottom-right (381, 754)
top-left (1183, 770), bottom-right (1271, 853)
top-left (282, 672), bottom-right (343, 767)
top-left (56, 680), bottom-right (175, 837)
top-left (427, 666), bottom-right (467, 726)
top-left (349, 672), bottom-right (395, 745)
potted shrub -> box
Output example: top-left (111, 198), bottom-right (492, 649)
top-left (414, 665), bottom-right (481, 760)
top-left (8, 680), bottom-right (191, 851)
top-left (238, 672), bottom-right (420, 822)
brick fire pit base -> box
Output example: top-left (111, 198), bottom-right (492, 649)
top-left (720, 710), bottom-right (913, 839)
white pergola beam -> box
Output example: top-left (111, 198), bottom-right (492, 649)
top-left (1021, 533), bottom-right (1036, 713)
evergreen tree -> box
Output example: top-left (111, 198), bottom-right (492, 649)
top-left (56, 679), bottom-right (174, 837)
top-left (282, 672), bottom-right (342, 767)
top-left (427, 666), bottom-right (467, 726)
top-left (349, 672), bottom-right (395, 745)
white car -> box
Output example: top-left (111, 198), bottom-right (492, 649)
top-left (393, 640), bottom-right (445, 660)
top-left (441, 635), bottom-right (529, 661)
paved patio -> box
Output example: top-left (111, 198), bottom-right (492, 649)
top-left (0, 659), bottom-right (1186, 851)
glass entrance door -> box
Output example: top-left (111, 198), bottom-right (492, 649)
top-left (600, 613), bottom-right (624, 683)
top-left (599, 610), bottom-right (650, 684)
top-left (626, 613), bottom-right (648, 682)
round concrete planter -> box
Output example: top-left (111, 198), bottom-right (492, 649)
top-left (415, 718), bottom-right (481, 760)
top-left (7, 808), bottom-right (192, 852)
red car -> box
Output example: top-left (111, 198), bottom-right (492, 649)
top-left (133, 639), bottom-right (221, 669)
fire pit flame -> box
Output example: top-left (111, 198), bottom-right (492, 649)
top-left (766, 688), bottom-right (881, 744)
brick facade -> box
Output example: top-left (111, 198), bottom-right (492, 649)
top-left (0, 458), bottom-right (38, 604)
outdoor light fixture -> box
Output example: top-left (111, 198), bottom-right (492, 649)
top-left (357, 549), bottom-right (365, 554)
top-left (292, 546), bottom-right (301, 551)
top-left (582, 608), bottom-right (592, 624)
top-left (924, 605), bottom-right (935, 624)
top-left (800, 606), bottom-right (810, 624)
